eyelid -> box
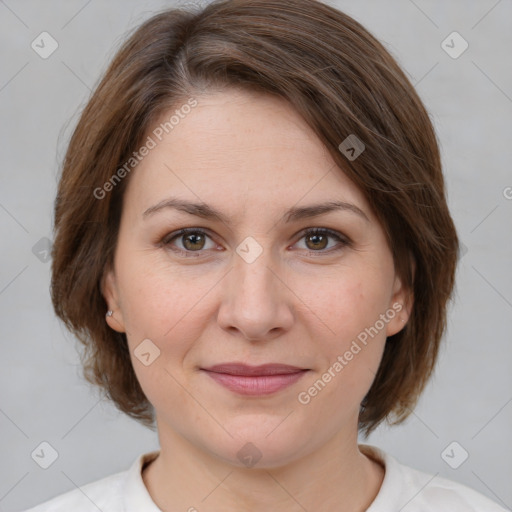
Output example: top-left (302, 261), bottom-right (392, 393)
top-left (294, 227), bottom-right (351, 245)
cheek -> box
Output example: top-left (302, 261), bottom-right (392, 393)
top-left (117, 258), bottom-right (208, 337)
top-left (301, 267), bottom-right (391, 391)
top-left (296, 277), bottom-right (389, 418)
top-left (116, 259), bottom-right (223, 391)
top-left (119, 263), bottom-right (208, 410)
top-left (309, 268), bottom-right (392, 343)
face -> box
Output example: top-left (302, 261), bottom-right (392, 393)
top-left (103, 89), bottom-right (410, 468)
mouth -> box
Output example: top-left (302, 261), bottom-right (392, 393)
top-left (200, 363), bottom-right (309, 396)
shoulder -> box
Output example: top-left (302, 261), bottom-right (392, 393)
top-left (401, 464), bottom-right (508, 511)
top-left (22, 471), bottom-right (126, 512)
top-left (21, 450), bottom-right (160, 512)
top-left (360, 444), bottom-right (508, 511)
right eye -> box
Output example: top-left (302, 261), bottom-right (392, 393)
top-left (161, 228), bottom-right (219, 257)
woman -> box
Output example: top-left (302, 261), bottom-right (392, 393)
top-left (26, 0), bottom-right (507, 510)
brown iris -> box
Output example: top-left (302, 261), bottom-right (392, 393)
top-left (182, 232), bottom-right (206, 251)
top-left (305, 232), bottom-right (328, 250)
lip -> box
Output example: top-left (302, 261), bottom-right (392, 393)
top-left (201, 363), bottom-right (309, 396)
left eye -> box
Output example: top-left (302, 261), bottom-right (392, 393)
top-left (161, 227), bottom-right (349, 257)
top-left (294, 228), bottom-right (349, 253)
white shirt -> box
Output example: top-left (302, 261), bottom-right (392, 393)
top-left (23, 444), bottom-right (508, 511)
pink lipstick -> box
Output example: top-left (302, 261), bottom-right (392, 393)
top-left (201, 363), bottom-right (308, 396)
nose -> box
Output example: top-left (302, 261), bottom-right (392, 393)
top-left (217, 246), bottom-right (295, 341)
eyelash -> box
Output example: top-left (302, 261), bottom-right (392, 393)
top-left (160, 227), bottom-right (351, 258)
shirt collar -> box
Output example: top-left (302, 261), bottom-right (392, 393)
top-left (123, 450), bottom-right (161, 511)
top-left (359, 443), bottom-right (402, 511)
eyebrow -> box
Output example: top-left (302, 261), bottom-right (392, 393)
top-left (142, 197), bottom-right (369, 223)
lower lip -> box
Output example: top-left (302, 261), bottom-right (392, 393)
top-left (202, 370), bottom-right (308, 395)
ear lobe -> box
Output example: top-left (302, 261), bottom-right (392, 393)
top-left (100, 267), bottom-right (126, 333)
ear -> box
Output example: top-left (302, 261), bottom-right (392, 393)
top-left (385, 271), bottom-right (414, 337)
top-left (100, 265), bottom-right (126, 333)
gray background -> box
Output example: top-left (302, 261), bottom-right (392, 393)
top-left (1, 0), bottom-right (511, 510)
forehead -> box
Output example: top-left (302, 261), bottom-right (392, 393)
top-left (124, 89), bottom-right (370, 218)
top-left (156, 89), bottom-right (330, 167)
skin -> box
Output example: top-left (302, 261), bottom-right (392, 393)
top-left (102, 88), bottom-right (412, 511)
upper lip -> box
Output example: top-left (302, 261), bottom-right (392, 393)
top-left (201, 363), bottom-right (307, 376)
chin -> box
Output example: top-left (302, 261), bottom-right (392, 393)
top-left (202, 415), bottom-right (313, 469)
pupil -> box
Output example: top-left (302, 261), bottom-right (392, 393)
top-left (308, 234), bottom-right (327, 250)
top-left (184, 233), bottom-right (204, 250)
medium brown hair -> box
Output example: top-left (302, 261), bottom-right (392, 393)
top-left (51, 0), bottom-right (459, 437)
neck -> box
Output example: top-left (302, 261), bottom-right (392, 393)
top-left (142, 423), bottom-right (384, 512)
